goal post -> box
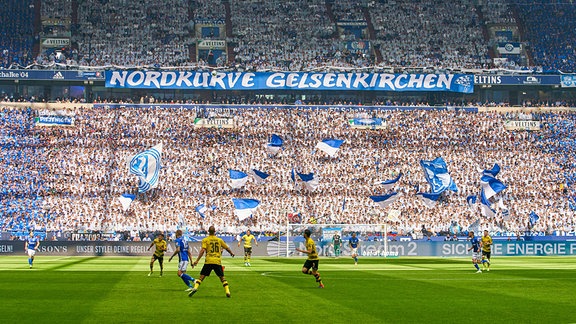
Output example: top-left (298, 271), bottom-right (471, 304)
top-left (286, 223), bottom-right (398, 258)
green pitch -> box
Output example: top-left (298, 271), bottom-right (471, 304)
top-left (1, 256), bottom-right (575, 323)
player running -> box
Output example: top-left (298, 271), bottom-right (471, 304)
top-left (147, 233), bottom-right (167, 276)
top-left (481, 230), bottom-right (493, 271)
top-left (238, 229), bottom-right (258, 266)
top-left (349, 232), bottom-right (360, 265)
top-left (25, 232), bottom-right (40, 269)
top-left (168, 230), bottom-right (196, 292)
top-left (467, 231), bottom-right (482, 273)
top-left (295, 229), bottom-right (324, 288)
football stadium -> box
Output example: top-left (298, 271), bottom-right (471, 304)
top-left (1, 0), bottom-right (576, 323)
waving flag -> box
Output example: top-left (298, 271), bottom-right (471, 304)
top-left (420, 157), bottom-right (458, 194)
top-left (482, 163), bottom-right (501, 178)
top-left (480, 189), bottom-right (496, 218)
top-left (229, 169), bottom-right (249, 189)
top-left (316, 139), bottom-right (344, 157)
top-left (118, 194), bottom-right (136, 211)
top-left (377, 173), bottom-right (402, 190)
top-left (499, 198), bottom-right (510, 219)
top-left (387, 209), bottom-right (401, 222)
top-left (249, 169), bottom-right (270, 185)
top-left (297, 172), bottom-right (319, 191)
top-left (195, 204), bottom-right (207, 218)
top-left (416, 192), bottom-right (442, 208)
top-left (466, 195), bottom-right (477, 212)
top-left (266, 134), bottom-right (283, 154)
top-left (370, 192), bottom-right (399, 209)
top-left (529, 211), bottom-right (540, 226)
top-left (129, 143), bottom-right (162, 193)
top-left (480, 175), bottom-right (507, 200)
top-left (232, 198), bottom-right (260, 221)
top-left (469, 218), bottom-right (480, 234)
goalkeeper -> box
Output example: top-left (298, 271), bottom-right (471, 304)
top-left (332, 233), bottom-right (342, 258)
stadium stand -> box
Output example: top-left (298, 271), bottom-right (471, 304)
top-left (0, 1), bottom-right (35, 69)
top-left (514, 0), bottom-right (576, 73)
top-left (0, 103), bottom-right (574, 240)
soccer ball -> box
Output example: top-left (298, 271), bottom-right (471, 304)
top-left (211, 70), bottom-right (217, 76)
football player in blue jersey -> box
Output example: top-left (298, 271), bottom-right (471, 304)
top-left (26, 232), bottom-right (40, 269)
top-left (169, 230), bottom-right (195, 292)
top-left (349, 232), bottom-right (360, 265)
top-left (467, 231), bottom-right (482, 273)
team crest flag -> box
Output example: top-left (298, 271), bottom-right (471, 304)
top-left (129, 143), bottom-right (162, 193)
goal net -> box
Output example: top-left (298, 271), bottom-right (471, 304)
top-left (285, 223), bottom-right (398, 258)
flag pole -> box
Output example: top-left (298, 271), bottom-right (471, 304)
top-left (286, 209), bottom-right (290, 257)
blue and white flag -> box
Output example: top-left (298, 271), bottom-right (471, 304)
top-left (377, 173), bottom-right (402, 190)
top-left (482, 163), bottom-right (501, 178)
top-left (416, 192), bottom-right (442, 208)
top-left (466, 195), bottom-right (477, 212)
top-left (370, 192), bottom-right (399, 209)
top-left (498, 198), bottom-right (510, 219)
top-left (232, 198), bottom-right (260, 221)
top-left (480, 175), bottom-right (507, 200)
top-left (529, 211), bottom-right (540, 226)
top-left (315, 139), bottom-right (344, 157)
top-left (266, 134), bottom-right (283, 155)
top-left (296, 172), bottom-right (320, 191)
top-left (249, 169), bottom-right (270, 185)
top-left (480, 189), bottom-right (496, 218)
top-left (118, 194), bottom-right (136, 211)
top-left (129, 143), bottom-right (162, 193)
top-left (229, 169), bottom-right (249, 189)
top-left (469, 218), bottom-right (481, 234)
top-left (195, 204), bottom-right (207, 218)
top-left (497, 42), bottom-right (521, 55)
top-left (420, 157), bottom-right (458, 194)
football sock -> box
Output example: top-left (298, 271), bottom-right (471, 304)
top-left (194, 278), bottom-right (203, 289)
top-left (222, 280), bottom-right (229, 293)
top-left (313, 273), bottom-right (322, 283)
top-left (354, 257), bottom-right (358, 263)
top-left (180, 273), bottom-right (193, 287)
top-left (247, 257), bottom-right (251, 263)
top-left (474, 263), bottom-right (480, 270)
top-left (28, 258), bottom-right (32, 266)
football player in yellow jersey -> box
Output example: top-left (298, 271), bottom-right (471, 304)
top-left (147, 233), bottom-right (167, 276)
top-left (295, 229), bottom-right (324, 288)
top-left (238, 229), bottom-right (258, 266)
top-left (481, 230), bottom-right (493, 271)
top-left (190, 226), bottom-right (235, 298)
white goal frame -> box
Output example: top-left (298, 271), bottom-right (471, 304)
top-left (286, 223), bottom-right (391, 258)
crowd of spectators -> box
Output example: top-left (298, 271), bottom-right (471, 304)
top-left (0, 103), bottom-right (575, 241)
top-left (0, 0), bottom-right (35, 69)
top-left (370, 0), bottom-right (490, 70)
top-left (3, 0), bottom-right (576, 73)
top-left (73, 0), bottom-right (193, 68)
top-left (515, 1), bottom-right (576, 73)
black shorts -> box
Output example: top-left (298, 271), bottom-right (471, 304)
top-left (200, 263), bottom-right (225, 277)
top-left (482, 251), bottom-right (491, 259)
top-left (152, 254), bottom-right (164, 263)
top-left (303, 259), bottom-right (319, 271)
top-left (244, 247), bottom-right (252, 254)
